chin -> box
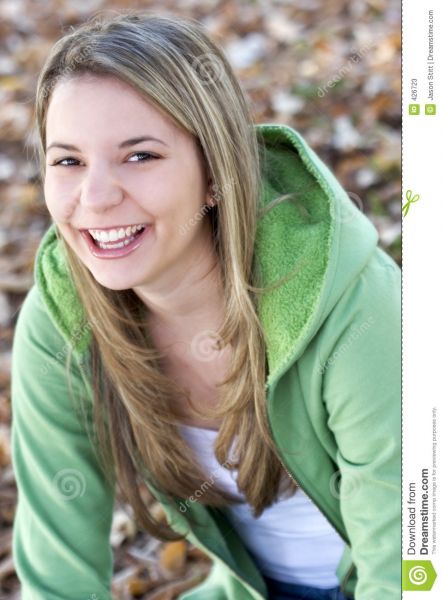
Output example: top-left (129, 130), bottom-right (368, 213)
top-left (90, 272), bottom-right (137, 292)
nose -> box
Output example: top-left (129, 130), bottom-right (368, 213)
top-left (79, 162), bottom-right (123, 212)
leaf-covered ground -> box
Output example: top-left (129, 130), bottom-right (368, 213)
top-left (0, 0), bottom-right (400, 598)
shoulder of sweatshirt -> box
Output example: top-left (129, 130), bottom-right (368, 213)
top-left (11, 283), bottom-right (116, 599)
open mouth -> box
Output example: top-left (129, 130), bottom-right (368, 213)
top-left (80, 223), bottom-right (152, 259)
top-left (89, 225), bottom-right (146, 249)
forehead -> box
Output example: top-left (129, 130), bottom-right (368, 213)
top-left (45, 74), bottom-right (185, 146)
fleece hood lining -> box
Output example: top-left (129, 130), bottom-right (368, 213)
top-left (34, 124), bottom-right (374, 389)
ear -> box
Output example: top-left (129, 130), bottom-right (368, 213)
top-left (205, 180), bottom-right (217, 208)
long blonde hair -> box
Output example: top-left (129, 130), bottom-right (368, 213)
top-left (34, 9), bottom-right (299, 541)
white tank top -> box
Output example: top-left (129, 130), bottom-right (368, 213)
top-left (179, 423), bottom-right (345, 588)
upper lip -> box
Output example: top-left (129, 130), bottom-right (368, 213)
top-left (79, 223), bottom-right (150, 232)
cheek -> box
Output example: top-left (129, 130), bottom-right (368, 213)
top-left (159, 200), bottom-right (205, 240)
top-left (151, 194), bottom-right (205, 246)
top-left (44, 177), bottom-right (77, 222)
top-left (138, 185), bottom-right (200, 226)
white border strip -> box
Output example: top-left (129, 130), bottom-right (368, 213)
top-left (402, 1), bottom-right (442, 596)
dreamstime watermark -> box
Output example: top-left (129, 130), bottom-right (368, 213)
top-left (317, 43), bottom-right (374, 98)
top-left (178, 458), bottom-right (235, 513)
top-left (40, 316), bottom-right (98, 376)
top-left (318, 315), bottom-right (376, 375)
top-left (190, 329), bottom-right (228, 363)
top-left (52, 468), bottom-right (86, 501)
top-left (42, 44), bottom-right (95, 100)
top-left (179, 202), bottom-right (213, 236)
top-left (179, 180), bottom-right (233, 236)
top-left (333, 191), bottom-right (364, 224)
top-left (275, 179), bottom-right (364, 227)
top-left (329, 469), bottom-right (363, 500)
top-left (191, 53), bottom-right (226, 86)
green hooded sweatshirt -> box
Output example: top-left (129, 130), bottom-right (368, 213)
top-left (11, 124), bottom-right (401, 600)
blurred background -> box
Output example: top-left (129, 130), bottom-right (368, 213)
top-left (0, 0), bottom-right (400, 598)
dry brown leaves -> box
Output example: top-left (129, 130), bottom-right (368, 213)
top-left (0, 0), bottom-right (400, 597)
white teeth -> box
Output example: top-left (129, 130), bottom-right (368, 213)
top-left (88, 224), bottom-right (146, 242)
top-left (97, 239), bottom-right (133, 249)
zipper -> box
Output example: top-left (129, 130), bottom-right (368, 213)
top-left (189, 476), bottom-right (354, 599)
top-left (155, 453), bottom-right (353, 599)
top-left (167, 438), bottom-right (354, 597)
top-left (276, 455), bottom-right (355, 597)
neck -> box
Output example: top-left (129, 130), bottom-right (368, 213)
top-left (133, 242), bottom-right (225, 350)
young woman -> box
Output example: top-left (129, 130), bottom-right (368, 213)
top-left (11, 10), bottom-right (401, 600)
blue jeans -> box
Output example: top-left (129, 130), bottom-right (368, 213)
top-left (263, 575), bottom-right (353, 600)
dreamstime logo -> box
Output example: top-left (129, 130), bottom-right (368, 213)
top-left (190, 329), bottom-right (227, 362)
top-left (329, 469), bottom-right (362, 500)
top-left (332, 191), bottom-right (364, 224)
top-left (192, 53), bottom-right (225, 85)
top-left (408, 565), bottom-right (428, 585)
top-left (53, 468), bottom-right (86, 501)
top-left (289, 183), bottom-right (364, 226)
top-left (402, 560), bottom-right (437, 591)
top-left (329, 470), bottom-right (361, 500)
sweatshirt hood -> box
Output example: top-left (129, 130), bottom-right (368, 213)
top-left (34, 123), bottom-right (379, 389)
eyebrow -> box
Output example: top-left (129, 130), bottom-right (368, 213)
top-left (46, 136), bottom-right (168, 152)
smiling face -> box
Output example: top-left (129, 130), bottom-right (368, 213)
top-left (44, 74), bottom-right (215, 292)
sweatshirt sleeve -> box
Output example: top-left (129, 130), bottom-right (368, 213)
top-left (320, 247), bottom-right (401, 600)
top-left (10, 284), bottom-right (116, 600)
